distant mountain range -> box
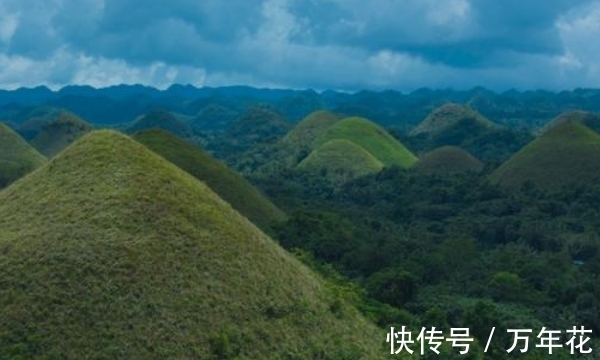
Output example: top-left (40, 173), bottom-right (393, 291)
top-left (2, 85), bottom-right (600, 129)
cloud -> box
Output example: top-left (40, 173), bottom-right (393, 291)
top-left (0, 0), bottom-right (599, 90)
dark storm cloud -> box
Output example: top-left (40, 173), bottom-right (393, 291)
top-left (0, 0), bottom-right (599, 90)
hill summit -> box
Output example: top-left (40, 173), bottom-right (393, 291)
top-left (490, 120), bottom-right (600, 190)
top-left (0, 130), bottom-right (384, 359)
top-left (29, 111), bottom-right (93, 157)
top-left (410, 103), bottom-right (495, 138)
top-left (0, 122), bottom-right (46, 188)
top-left (414, 146), bottom-right (483, 175)
top-left (133, 129), bottom-right (285, 228)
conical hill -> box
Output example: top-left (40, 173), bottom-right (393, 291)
top-left (316, 116), bottom-right (417, 168)
top-left (490, 120), bottom-right (600, 190)
top-left (0, 130), bottom-right (384, 359)
top-left (133, 129), bottom-right (285, 228)
top-left (0, 122), bottom-right (46, 188)
top-left (298, 139), bottom-right (384, 183)
top-left (414, 146), bottom-right (483, 175)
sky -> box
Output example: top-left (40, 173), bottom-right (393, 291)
top-left (0, 0), bottom-right (599, 91)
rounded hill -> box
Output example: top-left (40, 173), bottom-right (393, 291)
top-left (298, 139), bottom-right (384, 183)
top-left (133, 129), bottom-right (285, 228)
top-left (316, 116), bottom-right (417, 168)
top-left (30, 111), bottom-right (93, 157)
top-left (489, 120), bottom-right (600, 190)
top-left (414, 146), bottom-right (483, 175)
top-left (0, 130), bottom-right (385, 359)
top-left (282, 110), bottom-right (340, 150)
top-left (539, 110), bottom-right (600, 135)
top-left (410, 103), bottom-right (495, 138)
top-left (127, 109), bottom-right (193, 138)
top-left (0, 122), bottom-right (46, 188)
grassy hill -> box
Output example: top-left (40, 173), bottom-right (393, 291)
top-left (282, 110), bottom-right (341, 150)
top-left (298, 139), bottom-right (384, 183)
top-left (539, 110), bottom-right (600, 135)
top-left (490, 120), bottom-right (600, 190)
top-left (316, 116), bottom-right (417, 168)
top-left (133, 129), bottom-right (285, 228)
top-left (0, 130), bottom-right (385, 359)
top-left (190, 104), bottom-right (239, 133)
top-left (414, 146), bottom-right (483, 175)
top-left (0, 123), bottom-right (46, 188)
top-left (410, 103), bottom-right (495, 138)
top-left (127, 109), bottom-right (193, 138)
top-left (30, 111), bottom-right (93, 157)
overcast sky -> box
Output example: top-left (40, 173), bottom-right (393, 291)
top-left (0, 0), bottom-right (599, 91)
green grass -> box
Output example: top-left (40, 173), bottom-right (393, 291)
top-left (298, 139), bottom-right (384, 183)
top-left (539, 110), bottom-right (600, 135)
top-left (226, 107), bottom-right (292, 143)
top-left (0, 130), bottom-right (386, 359)
top-left (410, 103), bottom-right (495, 137)
top-left (282, 110), bottom-right (341, 150)
top-left (414, 146), bottom-right (483, 175)
top-left (30, 111), bottom-right (93, 157)
top-left (133, 129), bottom-right (285, 228)
top-left (127, 109), bottom-right (193, 138)
top-left (0, 122), bottom-right (46, 188)
top-left (316, 116), bottom-right (417, 168)
top-left (490, 120), bottom-right (600, 190)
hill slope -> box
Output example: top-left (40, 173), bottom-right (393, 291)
top-left (0, 123), bottom-right (46, 188)
top-left (133, 129), bottom-right (285, 228)
top-left (490, 120), bottom-right (600, 190)
top-left (0, 130), bottom-right (384, 359)
top-left (410, 103), bottom-right (495, 138)
top-left (298, 139), bottom-right (384, 183)
top-left (539, 110), bottom-right (600, 135)
top-left (317, 116), bottom-right (417, 168)
top-left (30, 111), bottom-right (93, 157)
top-left (282, 110), bottom-right (341, 150)
top-left (414, 146), bottom-right (483, 175)
top-left (127, 109), bottom-right (193, 138)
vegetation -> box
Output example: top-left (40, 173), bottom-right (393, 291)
top-left (316, 116), bottom-right (417, 168)
top-left (490, 120), bottom-right (600, 190)
top-left (409, 103), bottom-right (495, 137)
top-left (282, 110), bottom-right (341, 151)
top-left (414, 146), bottom-right (483, 175)
top-left (0, 122), bottom-right (46, 188)
top-left (0, 130), bottom-right (387, 359)
top-left (30, 111), bottom-right (93, 157)
top-left (298, 139), bottom-right (384, 184)
top-left (133, 129), bottom-right (285, 229)
top-left (539, 110), bottom-right (600, 134)
top-left (127, 109), bottom-right (193, 138)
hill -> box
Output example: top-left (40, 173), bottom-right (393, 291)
top-left (410, 103), bottom-right (495, 138)
top-left (0, 123), bottom-right (46, 188)
top-left (133, 129), bottom-right (285, 228)
top-left (298, 139), bottom-right (384, 183)
top-left (316, 116), bottom-right (417, 168)
top-left (189, 104), bottom-right (239, 133)
top-left (282, 110), bottom-right (341, 150)
top-left (413, 146), bottom-right (483, 175)
top-left (0, 130), bottom-right (385, 359)
top-left (127, 109), bottom-right (193, 138)
top-left (490, 120), bottom-right (600, 190)
top-left (539, 110), bottom-right (600, 135)
top-left (30, 111), bottom-right (93, 157)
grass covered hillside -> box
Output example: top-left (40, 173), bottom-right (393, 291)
top-left (414, 146), bottom-right (483, 175)
top-left (282, 110), bottom-right (341, 150)
top-left (490, 120), bottom-right (600, 190)
top-left (0, 123), bottom-right (46, 188)
top-left (316, 116), bottom-right (417, 168)
top-left (410, 103), bottom-right (495, 138)
top-left (298, 139), bottom-right (384, 183)
top-left (133, 129), bottom-right (285, 228)
top-left (190, 104), bottom-right (239, 133)
top-left (30, 111), bottom-right (93, 157)
top-left (127, 109), bottom-right (193, 138)
top-left (224, 107), bottom-right (292, 151)
top-left (0, 130), bottom-right (385, 359)
top-left (539, 110), bottom-right (600, 134)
